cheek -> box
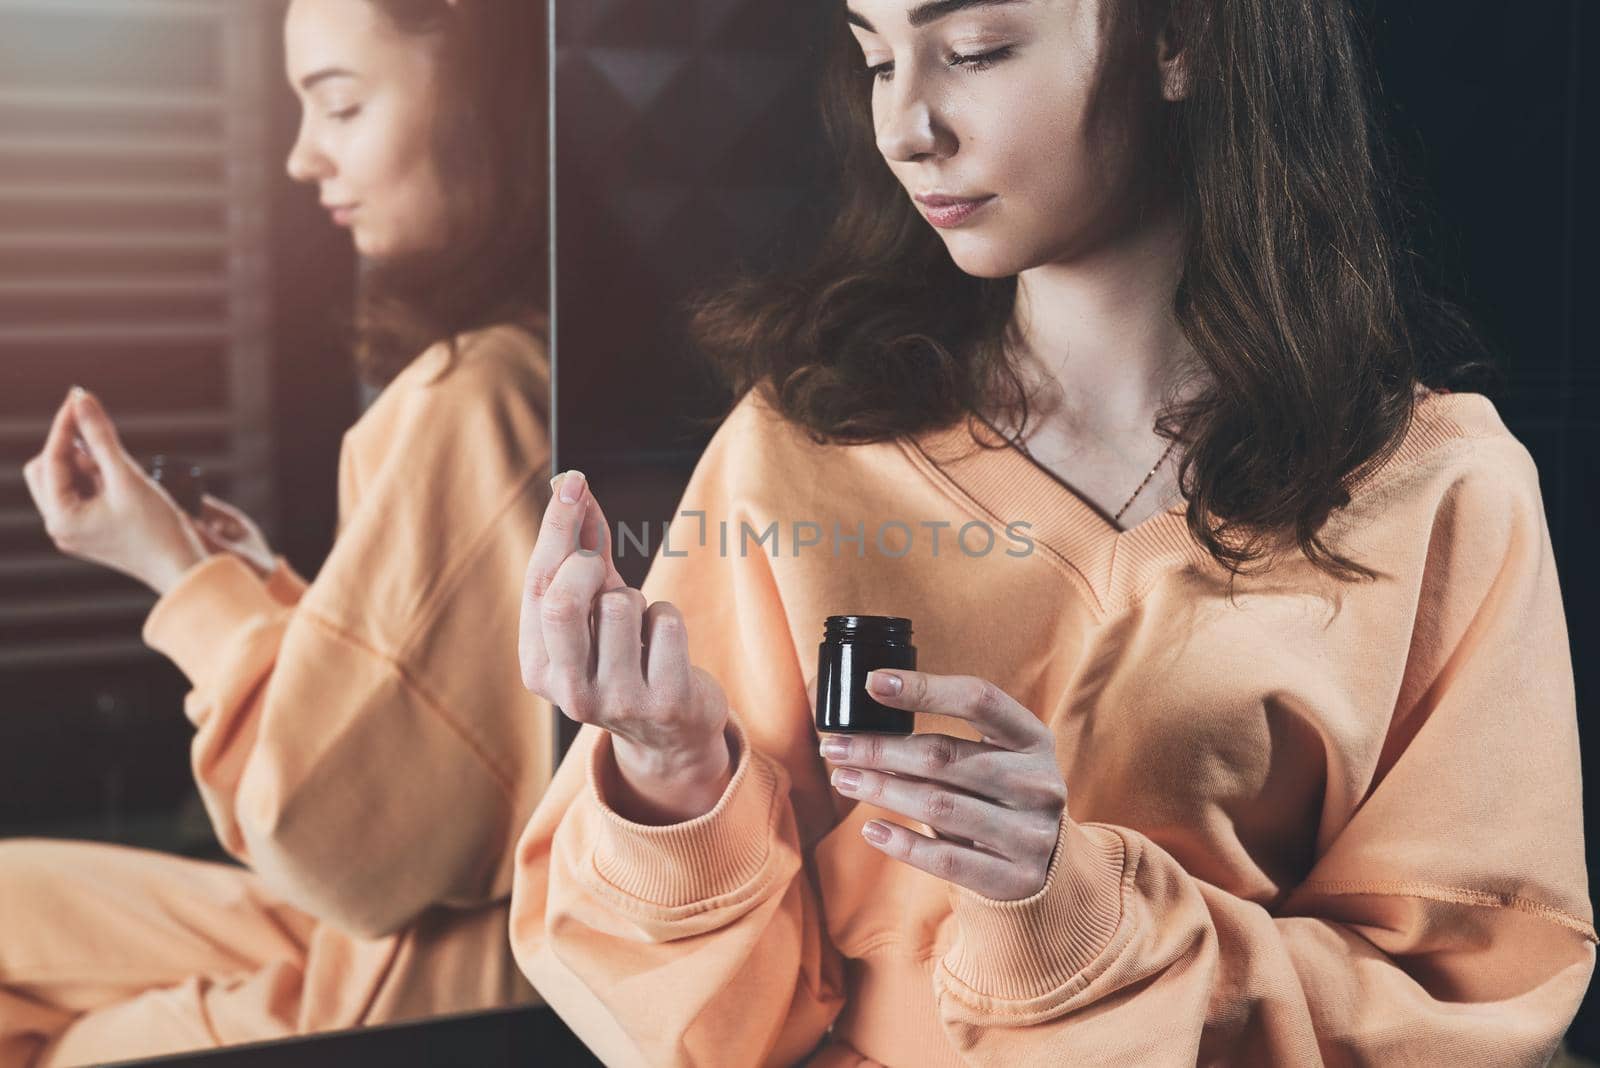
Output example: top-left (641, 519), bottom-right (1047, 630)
top-left (352, 105), bottom-right (448, 252)
top-left (984, 73), bottom-right (1093, 200)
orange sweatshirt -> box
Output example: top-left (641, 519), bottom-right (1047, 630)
top-left (509, 386), bottom-right (1595, 1067)
top-left (141, 323), bottom-right (555, 1025)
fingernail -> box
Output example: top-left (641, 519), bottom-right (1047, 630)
top-left (69, 385), bottom-right (85, 400)
top-left (557, 470), bottom-right (586, 504)
top-left (831, 768), bottom-right (861, 792)
top-left (821, 736), bottom-right (850, 762)
top-left (862, 820), bottom-right (891, 844)
top-left (866, 670), bottom-right (902, 697)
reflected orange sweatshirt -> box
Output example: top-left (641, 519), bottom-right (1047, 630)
top-left (509, 386), bottom-right (1594, 1067)
top-left (141, 324), bottom-right (554, 1026)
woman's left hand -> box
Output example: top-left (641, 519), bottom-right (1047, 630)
top-left (21, 387), bottom-right (208, 595)
top-left (819, 669), bottom-right (1068, 901)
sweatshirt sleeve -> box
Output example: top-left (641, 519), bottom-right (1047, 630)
top-left (930, 434), bottom-right (1597, 1066)
top-left (508, 407), bottom-right (847, 1068)
top-left (144, 333), bottom-right (552, 940)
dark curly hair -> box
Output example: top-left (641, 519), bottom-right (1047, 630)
top-left (353, 0), bottom-right (548, 385)
top-left (688, 0), bottom-right (1498, 584)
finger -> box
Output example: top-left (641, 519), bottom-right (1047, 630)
top-left (574, 481), bottom-right (627, 591)
top-left (863, 670), bottom-right (1044, 752)
top-left (190, 518), bottom-right (228, 555)
top-left (198, 498), bottom-right (245, 539)
top-left (594, 587), bottom-right (648, 685)
top-left (521, 470), bottom-right (593, 684)
top-left (70, 389), bottom-right (131, 484)
top-left (40, 394), bottom-right (85, 505)
top-left (21, 457), bottom-right (47, 516)
top-left (69, 443), bottom-right (99, 490)
top-left (819, 731), bottom-right (1025, 806)
top-left (537, 548), bottom-right (611, 713)
top-left (199, 494), bottom-right (248, 529)
top-left (859, 819), bottom-right (1042, 900)
top-left (641, 601), bottom-right (692, 697)
top-left (829, 765), bottom-right (1025, 858)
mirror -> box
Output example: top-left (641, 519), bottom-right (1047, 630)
top-left (0, 0), bottom-right (555, 1061)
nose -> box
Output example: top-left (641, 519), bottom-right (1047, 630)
top-left (285, 116), bottom-right (332, 184)
top-left (874, 74), bottom-right (950, 163)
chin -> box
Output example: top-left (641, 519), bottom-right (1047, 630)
top-left (351, 232), bottom-right (389, 259)
top-left (938, 235), bottom-right (1034, 280)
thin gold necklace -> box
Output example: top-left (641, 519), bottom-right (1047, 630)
top-left (1111, 434), bottom-right (1180, 523)
top-left (988, 412), bottom-right (1180, 526)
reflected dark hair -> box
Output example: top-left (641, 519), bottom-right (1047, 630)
top-left (688, 0), bottom-right (1498, 583)
top-left (355, 0), bottom-right (548, 385)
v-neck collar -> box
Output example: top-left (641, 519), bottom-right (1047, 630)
top-left (897, 388), bottom-right (1488, 615)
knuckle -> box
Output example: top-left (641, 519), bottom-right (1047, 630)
top-left (543, 505), bottom-right (577, 539)
top-left (597, 589), bottom-right (638, 624)
top-left (921, 789), bottom-right (956, 823)
top-left (646, 601), bottom-right (685, 635)
top-left (539, 590), bottom-right (584, 626)
top-left (929, 848), bottom-right (962, 882)
top-left (971, 678), bottom-right (1001, 717)
top-left (920, 736), bottom-right (958, 774)
top-left (525, 566), bottom-right (558, 599)
top-left (862, 734), bottom-right (885, 767)
top-left (1030, 816), bottom-right (1062, 855)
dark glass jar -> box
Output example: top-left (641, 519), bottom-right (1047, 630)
top-left (816, 615), bottom-right (916, 735)
top-left (148, 455), bottom-right (206, 518)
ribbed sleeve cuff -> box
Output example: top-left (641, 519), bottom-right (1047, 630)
top-left (585, 709), bottom-right (785, 909)
top-left (942, 815), bottom-right (1128, 1002)
top-left (264, 556), bottom-right (309, 605)
top-left (142, 554), bottom-right (285, 698)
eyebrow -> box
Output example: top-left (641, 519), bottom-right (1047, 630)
top-left (298, 67), bottom-right (357, 91)
top-left (845, 0), bottom-right (1028, 34)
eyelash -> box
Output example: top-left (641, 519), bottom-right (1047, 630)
top-left (865, 45), bottom-right (1013, 83)
top-left (327, 105), bottom-right (361, 122)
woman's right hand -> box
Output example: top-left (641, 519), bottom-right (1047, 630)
top-left (519, 470), bottom-right (733, 825)
top-left (191, 493), bottom-right (276, 579)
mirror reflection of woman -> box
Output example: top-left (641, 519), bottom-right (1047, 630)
top-left (508, 1), bottom-right (1592, 1065)
top-left (7, 0), bottom-right (552, 1063)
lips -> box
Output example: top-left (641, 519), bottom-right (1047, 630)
top-left (913, 192), bottom-right (995, 229)
top-left (323, 203), bottom-right (358, 226)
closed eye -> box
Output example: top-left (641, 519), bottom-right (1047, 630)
top-left (947, 45), bottom-right (1013, 71)
top-left (865, 45), bottom-right (1015, 83)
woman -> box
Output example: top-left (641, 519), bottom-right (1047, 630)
top-left (6, 0), bottom-right (552, 1063)
top-left (508, 1), bottom-right (1593, 1065)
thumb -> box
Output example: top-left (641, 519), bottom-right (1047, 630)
top-left (71, 389), bottom-right (132, 479)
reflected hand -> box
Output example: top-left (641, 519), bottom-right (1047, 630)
top-left (192, 494), bottom-right (275, 579)
top-left (21, 388), bottom-right (206, 595)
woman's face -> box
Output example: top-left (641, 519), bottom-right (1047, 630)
top-left (846, 0), bottom-right (1176, 278)
top-left (284, 0), bottom-right (449, 261)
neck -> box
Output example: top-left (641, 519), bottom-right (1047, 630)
top-left (1004, 199), bottom-right (1203, 444)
